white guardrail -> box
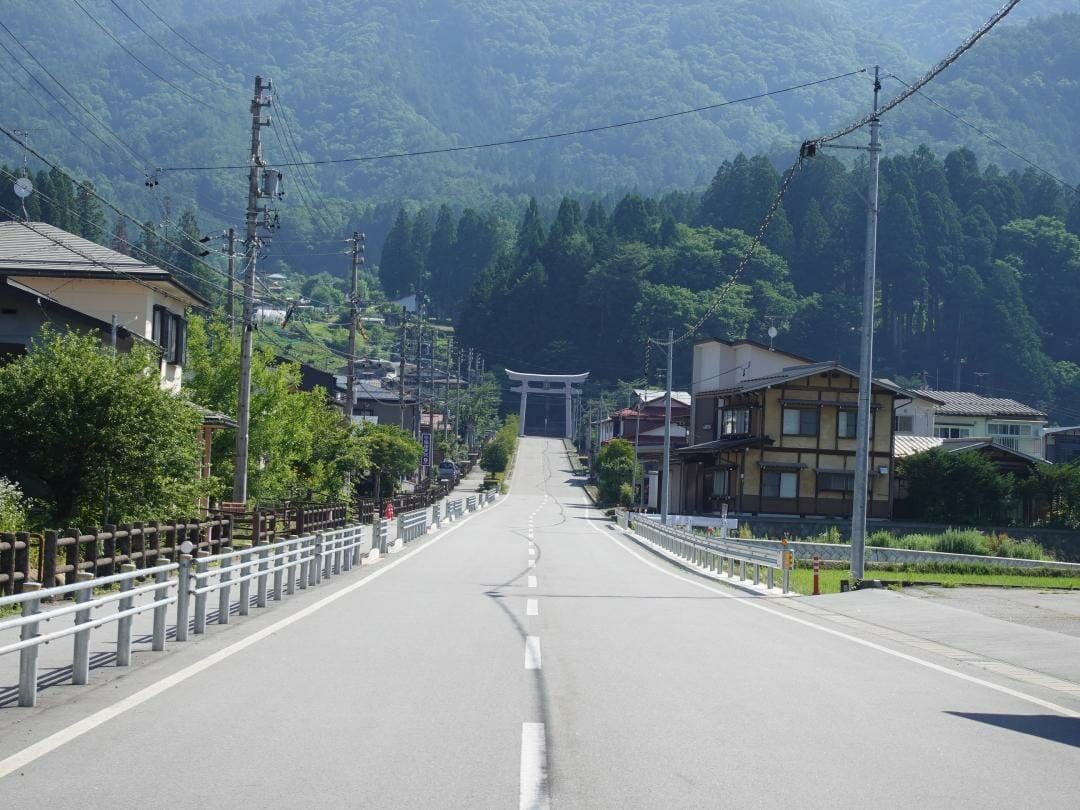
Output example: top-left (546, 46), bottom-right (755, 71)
top-left (2, 492), bottom-right (504, 708)
top-left (617, 509), bottom-right (791, 594)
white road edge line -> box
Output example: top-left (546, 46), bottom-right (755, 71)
top-left (520, 722), bottom-right (550, 810)
top-left (582, 496), bottom-right (1080, 719)
top-left (525, 636), bottom-right (542, 670)
top-left (0, 493), bottom-right (512, 780)
top-left (527, 599), bottom-right (539, 616)
top-left (528, 576), bottom-right (537, 588)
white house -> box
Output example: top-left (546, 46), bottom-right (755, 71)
top-left (893, 389), bottom-right (1048, 458)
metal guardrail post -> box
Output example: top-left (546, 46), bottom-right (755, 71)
top-left (322, 533), bottom-right (333, 580)
top-left (193, 553), bottom-right (210, 634)
top-left (336, 534), bottom-right (345, 573)
top-left (342, 532), bottom-right (353, 573)
top-left (116, 564), bottom-right (137, 665)
top-left (352, 527), bottom-right (363, 567)
top-left (218, 548), bottom-right (233, 624)
top-left (175, 554), bottom-right (192, 641)
top-left (311, 533), bottom-right (322, 586)
top-left (273, 541), bottom-right (285, 600)
top-left (783, 567), bottom-right (790, 594)
top-left (257, 543), bottom-right (269, 608)
top-left (18, 582), bottom-right (42, 707)
top-left (738, 560), bottom-right (746, 582)
top-left (767, 567), bottom-right (775, 590)
top-left (286, 536), bottom-right (299, 594)
top-left (72, 571), bottom-right (94, 683)
top-left (238, 549), bottom-right (252, 616)
top-left (299, 537), bottom-right (311, 590)
top-left (152, 567), bottom-right (169, 649)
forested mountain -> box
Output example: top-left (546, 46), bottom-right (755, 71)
top-left (0, 0), bottom-right (1076, 243)
top-left (377, 145), bottom-right (1080, 422)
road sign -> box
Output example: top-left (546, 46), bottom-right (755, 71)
top-left (421, 431), bottom-right (432, 467)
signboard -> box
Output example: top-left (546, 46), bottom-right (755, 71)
top-left (421, 431), bottom-right (433, 467)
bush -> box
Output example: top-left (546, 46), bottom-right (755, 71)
top-left (481, 416), bottom-right (519, 474)
top-left (617, 483), bottom-right (634, 507)
top-left (595, 439), bottom-right (639, 505)
top-left (0, 477), bottom-right (29, 533)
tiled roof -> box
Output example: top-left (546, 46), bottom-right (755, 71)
top-left (0, 221), bottom-right (207, 305)
top-left (634, 388), bottom-right (692, 406)
top-left (715, 361), bottom-right (903, 396)
top-left (919, 390), bottom-right (1047, 418)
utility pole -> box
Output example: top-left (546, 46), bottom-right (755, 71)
top-left (427, 328), bottom-right (437, 479)
top-left (444, 335), bottom-right (453, 442)
top-left (398, 308), bottom-right (408, 429)
top-left (225, 226), bottom-right (236, 328)
top-left (232, 75), bottom-right (273, 504)
top-left (454, 348), bottom-right (463, 443)
top-left (345, 231), bottom-right (365, 425)
top-left (660, 330), bottom-right (674, 525)
top-left (110, 314), bottom-right (118, 353)
top-left (849, 66), bottom-right (883, 584)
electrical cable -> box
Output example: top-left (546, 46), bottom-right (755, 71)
top-left (131, 0), bottom-right (227, 68)
top-left (0, 49), bottom-right (116, 167)
top-left (0, 206), bottom-right (214, 314)
top-left (0, 21), bottom-right (151, 172)
top-left (70, 0), bottom-right (226, 114)
top-left (159, 69), bottom-right (868, 172)
top-left (272, 87), bottom-right (340, 237)
top-left (104, 0), bottom-right (225, 86)
top-left (806, 0), bottom-right (1022, 149)
top-left (885, 73), bottom-right (1079, 195)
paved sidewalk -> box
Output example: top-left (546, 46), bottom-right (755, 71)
top-left (905, 586), bottom-right (1080, 639)
top-left (781, 588), bottom-right (1080, 694)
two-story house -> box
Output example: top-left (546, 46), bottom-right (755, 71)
top-left (674, 339), bottom-right (899, 518)
top-left (0, 222), bottom-right (207, 391)
top-left (601, 389), bottom-right (691, 507)
top-left (893, 390), bottom-right (1048, 457)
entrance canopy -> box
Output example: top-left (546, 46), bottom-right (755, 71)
top-left (506, 370), bottom-right (589, 439)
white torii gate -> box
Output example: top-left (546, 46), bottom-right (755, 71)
top-left (506, 370), bottom-right (589, 439)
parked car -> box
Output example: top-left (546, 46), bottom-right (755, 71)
top-left (437, 460), bottom-right (457, 481)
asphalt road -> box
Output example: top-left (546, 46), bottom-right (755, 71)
top-left (2, 437), bottom-right (1079, 808)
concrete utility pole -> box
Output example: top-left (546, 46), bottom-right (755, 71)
top-left (398, 308), bottom-right (407, 429)
top-left (444, 335), bottom-right (453, 441)
top-left (225, 226), bottom-right (236, 328)
top-left (849, 66), bottom-right (883, 583)
top-left (345, 231), bottom-right (364, 425)
top-left (661, 330), bottom-right (674, 525)
top-left (233, 75), bottom-right (273, 504)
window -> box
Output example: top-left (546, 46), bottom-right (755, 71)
top-left (151, 305), bottom-right (169, 348)
top-left (782, 408), bottom-right (818, 437)
top-left (168, 314), bottom-right (187, 365)
top-left (935, 426), bottom-right (971, 439)
top-left (762, 470), bottom-right (797, 498)
top-left (709, 470), bottom-right (730, 497)
top-left (988, 423), bottom-right (1031, 437)
top-left (721, 407), bottom-right (750, 436)
top-left (818, 471), bottom-right (855, 492)
top-left (894, 415), bottom-right (914, 433)
top-left (838, 410), bottom-right (858, 439)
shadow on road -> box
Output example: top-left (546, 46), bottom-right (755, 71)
top-left (946, 712), bottom-right (1080, 748)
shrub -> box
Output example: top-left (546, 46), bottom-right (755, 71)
top-left (617, 483), bottom-right (634, 507)
top-left (932, 530), bottom-right (988, 556)
top-left (0, 477), bottom-right (29, 533)
top-left (867, 530), bottom-right (894, 548)
top-left (595, 439), bottom-right (639, 505)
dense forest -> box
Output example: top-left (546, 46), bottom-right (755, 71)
top-left (0, 1), bottom-right (1077, 253)
top-left (378, 145), bottom-right (1080, 422)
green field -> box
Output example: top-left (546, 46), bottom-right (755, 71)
top-left (788, 567), bottom-right (1080, 595)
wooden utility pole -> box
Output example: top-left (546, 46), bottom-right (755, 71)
top-left (233, 75), bottom-right (273, 504)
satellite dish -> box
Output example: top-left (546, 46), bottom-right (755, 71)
top-left (767, 326), bottom-right (779, 339)
top-left (13, 177), bottom-right (33, 199)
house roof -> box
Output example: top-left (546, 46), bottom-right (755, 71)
top-left (191, 403), bottom-right (238, 429)
top-left (675, 435), bottom-right (772, 455)
top-left (893, 434), bottom-right (1047, 465)
top-left (1045, 425), bottom-right (1080, 436)
top-left (0, 221), bottom-right (209, 306)
top-left (918, 390), bottom-right (1047, 419)
top-left (712, 361), bottom-right (904, 397)
top-left (633, 388), bottom-right (692, 407)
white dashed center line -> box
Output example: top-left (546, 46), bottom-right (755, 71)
top-left (524, 636), bottom-right (542, 669)
top-left (520, 722), bottom-right (550, 810)
top-left (527, 599), bottom-right (538, 616)
top-left (527, 575), bottom-right (537, 588)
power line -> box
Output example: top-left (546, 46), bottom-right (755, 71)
top-left (160, 69), bottom-right (868, 172)
top-left (805, 0), bottom-right (1022, 149)
top-left (0, 20), bottom-right (150, 171)
top-left (0, 49), bottom-right (116, 166)
top-left (272, 87), bottom-right (340, 237)
top-left (104, 0), bottom-right (225, 86)
top-left (131, 0), bottom-right (227, 68)
top-left (885, 73), bottom-right (1078, 195)
top-left (70, 0), bottom-right (225, 114)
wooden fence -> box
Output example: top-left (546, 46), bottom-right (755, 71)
top-left (0, 501), bottom-right (349, 596)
